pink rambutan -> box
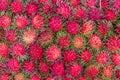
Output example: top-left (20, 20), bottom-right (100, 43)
top-left (52, 62), bottom-right (65, 76)
top-left (101, 0), bottom-right (109, 9)
top-left (0, 15), bottom-right (11, 28)
top-left (114, 0), bottom-right (120, 11)
top-left (23, 61), bottom-right (35, 73)
top-left (49, 16), bottom-right (63, 32)
top-left (80, 49), bottom-right (92, 63)
top-left (63, 77), bottom-right (71, 80)
top-left (66, 21), bottom-right (79, 35)
top-left (78, 77), bottom-right (86, 80)
top-left (116, 70), bottom-right (120, 79)
top-left (111, 53), bottom-right (120, 66)
top-left (69, 0), bottom-right (80, 6)
top-left (63, 49), bottom-right (77, 63)
top-left (68, 63), bottom-right (82, 77)
top-left (29, 74), bottom-right (41, 80)
top-left (32, 14), bottom-right (44, 29)
top-left (85, 0), bottom-right (96, 7)
top-left (29, 44), bottom-right (43, 60)
top-left (42, 4), bottom-right (52, 13)
top-left (105, 10), bottom-right (116, 21)
top-left (0, 43), bottom-right (9, 58)
top-left (38, 62), bottom-right (49, 74)
top-left (0, 73), bottom-right (11, 80)
top-left (7, 59), bottom-right (21, 72)
top-left (15, 16), bottom-right (28, 29)
top-left (11, 42), bottom-right (25, 57)
top-left (5, 30), bottom-right (17, 42)
top-left (11, 1), bottom-right (24, 14)
top-left (89, 34), bottom-right (102, 49)
top-left (46, 45), bottom-right (61, 61)
top-left (0, 0), bottom-right (8, 11)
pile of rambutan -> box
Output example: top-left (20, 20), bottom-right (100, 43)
top-left (1, 0), bottom-right (120, 80)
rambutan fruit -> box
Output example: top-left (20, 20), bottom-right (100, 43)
top-left (14, 73), bottom-right (25, 80)
top-left (38, 62), bottom-right (49, 74)
top-left (114, 0), bottom-right (120, 11)
top-left (78, 76), bottom-right (86, 80)
top-left (0, 73), bottom-right (11, 80)
top-left (29, 74), bottom-right (41, 80)
top-left (69, 0), bottom-right (80, 7)
top-left (111, 53), bottom-right (120, 66)
top-left (105, 10), bottom-right (116, 21)
top-left (85, 0), bottom-right (96, 7)
top-left (116, 70), bottom-right (120, 79)
top-left (0, 0), bottom-right (8, 11)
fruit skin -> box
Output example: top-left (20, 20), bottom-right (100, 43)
top-left (29, 44), bottom-right (43, 60)
top-left (38, 62), bottom-right (49, 74)
top-left (63, 77), bottom-right (71, 80)
top-left (63, 49), bottom-right (77, 63)
top-left (81, 21), bottom-right (93, 35)
top-left (66, 21), bottom-right (79, 35)
top-left (5, 30), bottom-right (17, 42)
top-left (78, 77), bottom-right (86, 80)
top-left (89, 34), bottom-right (102, 49)
top-left (0, 43), bottom-right (9, 58)
top-left (52, 62), bottom-right (65, 76)
top-left (85, 0), bottom-right (96, 7)
top-left (15, 16), bottom-right (28, 29)
top-left (58, 35), bottom-right (70, 47)
top-left (23, 61), bottom-right (35, 73)
top-left (26, 2), bottom-right (39, 15)
top-left (80, 49), bottom-right (92, 63)
top-left (23, 29), bottom-right (36, 45)
top-left (105, 10), bottom-right (116, 21)
top-left (57, 3), bottom-right (71, 18)
top-left (116, 70), bottom-right (120, 79)
top-left (14, 73), bottom-right (25, 80)
top-left (49, 16), bottom-right (63, 32)
top-left (68, 63), bottom-right (82, 77)
top-left (11, 1), bottom-right (24, 14)
top-left (6, 59), bottom-right (21, 72)
top-left (0, 73), bottom-right (11, 80)
top-left (69, 0), bottom-right (80, 6)
top-left (88, 8), bottom-right (101, 21)
top-left (32, 14), bottom-right (44, 29)
top-left (86, 65), bottom-right (99, 78)
top-left (102, 65), bottom-right (113, 78)
top-left (95, 51), bottom-right (109, 64)
top-left (39, 29), bottom-right (53, 44)
top-left (106, 36), bottom-right (119, 51)
top-left (73, 36), bottom-right (84, 49)
top-left (46, 45), bottom-right (61, 61)
top-left (38, 0), bottom-right (49, 3)
top-left (111, 53), bottom-right (120, 66)
top-left (11, 42), bottom-right (25, 57)
top-left (114, 0), bottom-right (120, 11)
top-left (0, 0), bottom-right (8, 11)
top-left (0, 15), bottom-right (11, 28)
top-left (101, 0), bottom-right (109, 9)
top-left (29, 74), bottom-right (41, 80)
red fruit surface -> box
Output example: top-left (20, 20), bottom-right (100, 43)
top-left (69, 0), bottom-right (80, 6)
top-left (116, 70), bottom-right (120, 79)
top-left (29, 74), bottom-right (41, 80)
top-left (38, 62), bottom-right (49, 73)
top-left (111, 53), bottom-right (120, 66)
top-left (0, 73), bottom-right (11, 80)
top-left (105, 10), bottom-right (116, 21)
top-left (0, 0), bottom-right (8, 11)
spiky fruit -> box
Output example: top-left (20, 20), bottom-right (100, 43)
top-left (95, 51), bottom-right (109, 64)
top-left (63, 49), bottom-right (77, 63)
top-left (45, 76), bottom-right (55, 80)
top-left (52, 0), bottom-right (64, 4)
top-left (69, 0), bottom-right (80, 6)
top-left (105, 10), bottom-right (116, 21)
top-left (42, 4), bottom-right (52, 13)
top-left (85, 0), bottom-right (96, 7)
top-left (52, 62), bottom-right (65, 76)
top-left (32, 14), bottom-right (44, 29)
top-left (39, 29), bottom-right (53, 44)
top-left (7, 59), bottom-right (21, 72)
top-left (49, 16), bottom-right (63, 32)
top-left (26, 2), bottom-right (39, 15)
top-left (88, 8), bottom-right (101, 21)
top-left (114, 0), bottom-right (120, 11)
top-left (68, 63), bottom-right (82, 77)
top-left (101, 0), bottom-right (109, 9)
top-left (15, 16), bottom-right (28, 29)
top-left (116, 70), bottom-right (120, 79)
top-left (0, 15), bottom-right (11, 28)
top-left (86, 65), bottom-right (99, 78)
top-left (111, 53), bottom-right (120, 66)
top-left (66, 21), bottom-right (79, 35)
top-left (38, 62), bottom-right (49, 74)
top-left (57, 3), bottom-right (71, 18)
top-left (73, 36), bottom-right (84, 49)
top-left (63, 77), bottom-right (71, 80)
top-left (81, 21), bottom-right (93, 35)
top-left (106, 36), bottom-right (119, 51)
top-left (29, 44), bottom-right (43, 60)
top-left (14, 73), bottom-right (25, 80)
top-left (73, 7), bottom-right (86, 19)
top-left (0, 73), bottom-right (11, 80)
top-left (0, 0), bottom-right (8, 11)
top-left (78, 77), bottom-right (86, 80)
top-left (0, 43), bottom-right (9, 58)
top-left (102, 65), bottom-right (113, 78)
top-left (22, 29), bottom-right (36, 45)
top-left (80, 49), bottom-right (92, 63)
top-left (11, 1), bottom-right (24, 14)
top-left (89, 34), bottom-right (102, 49)
top-left (58, 35), bottom-right (70, 47)
top-left (97, 23), bottom-right (109, 35)
top-left (23, 61), bottom-right (35, 73)
top-left (5, 30), bottom-right (17, 42)
top-left (11, 42), bottom-right (25, 57)
top-left (46, 45), bottom-right (61, 61)
top-left (29, 74), bottom-right (41, 80)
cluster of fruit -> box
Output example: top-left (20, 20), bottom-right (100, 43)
top-left (0, 0), bottom-right (120, 80)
